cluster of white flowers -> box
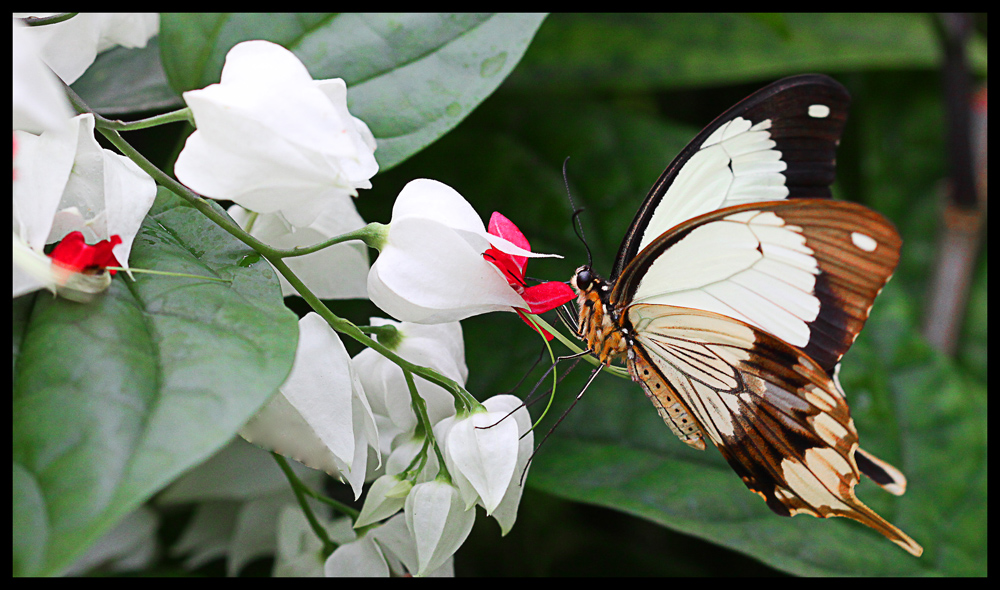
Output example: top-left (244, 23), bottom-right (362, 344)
top-left (14, 21), bottom-right (572, 577)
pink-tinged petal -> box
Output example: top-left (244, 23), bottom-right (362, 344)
top-left (522, 281), bottom-right (576, 313)
top-left (487, 212), bottom-right (528, 273)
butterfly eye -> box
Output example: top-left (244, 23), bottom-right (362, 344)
top-left (575, 267), bottom-right (593, 291)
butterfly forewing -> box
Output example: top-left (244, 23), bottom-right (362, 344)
top-left (612, 199), bottom-right (901, 375)
top-left (611, 75), bottom-right (850, 280)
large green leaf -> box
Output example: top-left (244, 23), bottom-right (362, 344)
top-left (12, 190), bottom-right (299, 576)
top-left (159, 13), bottom-right (547, 170)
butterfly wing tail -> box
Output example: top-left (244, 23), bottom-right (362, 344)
top-left (832, 493), bottom-right (924, 557)
top-left (855, 446), bottom-right (908, 496)
top-left (717, 442), bottom-right (923, 557)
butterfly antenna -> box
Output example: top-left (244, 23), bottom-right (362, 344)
top-left (562, 157), bottom-right (594, 268)
top-left (478, 348), bottom-right (586, 431)
top-left (519, 363), bottom-right (603, 486)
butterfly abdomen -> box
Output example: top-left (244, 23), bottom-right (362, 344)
top-left (628, 344), bottom-right (708, 450)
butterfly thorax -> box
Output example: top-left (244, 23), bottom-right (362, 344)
top-left (572, 265), bottom-right (629, 365)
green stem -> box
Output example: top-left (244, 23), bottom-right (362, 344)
top-left (403, 370), bottom-right (451, 483)
top-left (272, 453), bottom-right (336, 554)
top-left (67, 84), bottom-right (483, 437)
top-left (527, 313), bottom-right (629, 379)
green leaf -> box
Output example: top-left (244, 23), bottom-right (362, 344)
top-left (71, 37), bottom-right (182, 114)
top-left (159, 13), bottom-right (547, 170)
top-left (12, 190), bottom-right (299, 576)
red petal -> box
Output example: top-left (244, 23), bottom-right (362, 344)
top-left (522, 281), bottom-right (576, 313)
top-left (487, 212), bottom-right (528, 274)
top-left (483, 246), bottom-right (526, 290)
top-left (50, 232), bottom-right (123, 275)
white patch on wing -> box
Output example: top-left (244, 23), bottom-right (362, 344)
top-left (636, 117), bottom-right (789, 255)
top-left (808, 104), bottom-right (831, 118)
top-left (851, 231), bottom-right (878, 252)
top-left (633, 209), bottom-right (820, 348)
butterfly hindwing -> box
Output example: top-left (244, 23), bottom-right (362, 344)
top-left (625, 304), bottom-right (922, 557)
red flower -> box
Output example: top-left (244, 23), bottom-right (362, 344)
top-left (49, 231), bottom-right (123, 275)
top-left (483, 212), bottom-right (575, 340)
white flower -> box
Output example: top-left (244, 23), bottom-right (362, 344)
top-left (476, 397), bottom-right (534, 535)
top-left (64, 506), bottom-right (158, 575)
top-left (404, 480), bottom-right (474, 576)
top-left (353, 318), bottom-right (467, 438)
top-left (12, 19), bottom-right (74, 134)
top-left (239, 313), bottom-right (380, 499)
top-left (435, 395), bottom-right (533, 532)
top-left (323, 525), bottom-right (390, 577)
top-left (354, 472), bottom-right (412, 529)
top-left (367, 179), bottom-right (559, 324)
top-left (13, 113), bottom-right (156, 298)
top-left (14, 13), bottom-right (159, 84)
top-left (175, 40), bottom-right (378, 228)
top-left (439, 395), bottom-right (521, 514)
top-left (326, 513), bottom-right (453, 577)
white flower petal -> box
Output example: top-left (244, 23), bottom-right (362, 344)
top-left (391, 179), bottom-right (487, 233)
top-left (482, 395), bottom-right (534, 535)
top-left (229, 201), bottom-right (369, 300)
top-left (12, 19), bottom-right (74, 133)
top-left (369, 216), bottom-right (526, 323)
top-left (354, 318), bottom-right (466, 434)
top-left (446, 408), bottom-right (519, 514)
top-left (355, 473), bottom-right (411, 528)
top-left (404, 481), bottom-right (474, 576)
top-left (325, 533), bottom-right (390, 577)
top-left (239, 313), bottom-right (379, 498)
top-left (175, 41), bottom-right (376, 227)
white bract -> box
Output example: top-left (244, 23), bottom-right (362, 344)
top-left (353, 318), bottom-right (467, 439)
top-left (354, 473), bottom-right (412, 529)
top-left (240, 313), bottom-right (380, 499)
top-left (12, 19), bottom-right (74, 134)
top-left (326, 513), bottom-right (453, 577)
top-left (404, 479), bottom-right (474, 576)
top-left (437, 395), bottom-right (533, 530)
top-left (368, 179), bottom-right (559, 324)
top-left (159, 438), bottom-right (328, 576)
top-left (13, 113), bottom-right (156, 298)
top-left (175, 40), bottom-right (378, 228)
top-left (15, 13), bottom-right (159, 84)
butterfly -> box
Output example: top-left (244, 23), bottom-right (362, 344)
top-left (568, 74), bottom-right (922, 557)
